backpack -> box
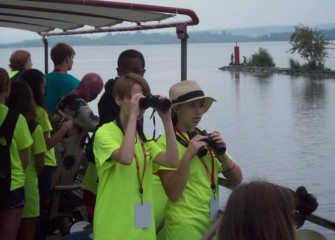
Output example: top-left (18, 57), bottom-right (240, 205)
top-left (0, 109), bottom-right (19, 207)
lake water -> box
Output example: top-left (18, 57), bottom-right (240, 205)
top-left (1, 42), bottom-right (335, 238)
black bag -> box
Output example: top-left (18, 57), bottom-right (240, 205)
top-left (0, 110), bottom-right (19, 207)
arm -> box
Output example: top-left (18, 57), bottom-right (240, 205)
top-left (210, 131), bottom-right (243, 184)
top-left (34, 153), bottom-right (45, 174)
top-left (110, 94), bottom-right (140, 165)
top-left (19, 148), bottom-right (29, 169)
top-left (44, 120), bottom-right (72, 150)
top-left (158, 135), bottom-right (205, 202)
top-left (153, 99), bottom-right (179, 168)
top-left (220, 153), bottom-right (243, 184)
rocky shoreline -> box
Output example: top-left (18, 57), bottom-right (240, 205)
top-left (219, 65), bottom-right (335, 79)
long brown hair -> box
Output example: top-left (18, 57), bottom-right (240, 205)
top-left (218, 181), bottom-right (296, 240)
top-left (6, 80), bottom-right (37, 131)
top-left (0, 68), bottom-right (10, 93)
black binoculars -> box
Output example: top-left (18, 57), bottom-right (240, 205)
top-left (188, 130), bottom-right (226, 158)
top-left (139, 94), bottom-right (171, 112)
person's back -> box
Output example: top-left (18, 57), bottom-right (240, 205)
top-left (45, 42), bottom-right (80, 114)
top-left (53, 72), bottom-right (103, 186)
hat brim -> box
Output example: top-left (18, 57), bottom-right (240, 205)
top-left (172, 96), bottom-right (216, 113)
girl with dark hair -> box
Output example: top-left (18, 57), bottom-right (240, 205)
top-left (6, 81), bottom-right (47, 240)
top-left (0, 68), bottom-right (32, 240)
top-left (20, 68), bottom-right (73, 239)
top-left (92, 73), bottom-right (178, 240)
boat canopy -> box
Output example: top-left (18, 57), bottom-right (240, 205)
top-left (0, 0), bottom-right (199, 78)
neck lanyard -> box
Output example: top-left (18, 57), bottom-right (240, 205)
top-left (115, 117), bottom-right (148, 203)
top-left (134, 134), bottom-right (147, 203)
top-left (175, 127), bottom-right (217, 198)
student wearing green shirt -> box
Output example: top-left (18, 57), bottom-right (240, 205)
top-left (0, 68), bottom-right (33, 240)
top-left (93, 73), bottom-right (178, 240)
top-left (157, 80), bottom-right (243, 240)
top-left (6, 80), bottom-right (47, 240)
top-left (20, 69), bottom-right (73, 240)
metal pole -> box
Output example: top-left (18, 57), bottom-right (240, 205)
top-left (181, 38), bottom-right (187, 80)
top-left (42, 36), bottom-right (49, 74)
top-left (176, 24), bottom-right (189, 81)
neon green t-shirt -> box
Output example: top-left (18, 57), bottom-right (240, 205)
top-left (93, 122), bottom-right (162, 240)
top-left (0, 104), bottom-right (33, 191)
top-left (81, 162), bottom-right (98, 195)
top-left (152, 159), bottom-right (169, 229)
top-left (36, 105), bottom-right (56, 166)
top-left (23, 124), bottom-right (47, 218)
top-left (156, 132), bottom-right (226, 240)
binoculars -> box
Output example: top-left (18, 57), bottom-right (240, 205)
top-left (188, 130), bottom-right (226, 158)
top-left (139, 93), bottom-right (171, 112)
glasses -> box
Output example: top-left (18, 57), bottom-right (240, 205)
top-left (118, 67), bottom-right (146, 75)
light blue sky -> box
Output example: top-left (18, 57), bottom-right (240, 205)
top-left (1, 0), bottom-right (334, 43)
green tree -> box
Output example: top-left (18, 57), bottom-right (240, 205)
top-left (246, 47), bottom-right (275, 67)
top-left (289, 25), bottom-right (332, 70)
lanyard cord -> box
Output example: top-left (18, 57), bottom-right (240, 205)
top-left (175, 127), bottom-right (217, 198)
top-left (115, 116), bottom-right (147, 203)
top-left (134, 135), bottom-right (147, 204)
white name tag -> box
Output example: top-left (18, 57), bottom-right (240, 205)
top-left (134, 202), bottom-right (152, 228)
top-left (209, 197), bottom-right (220, 222)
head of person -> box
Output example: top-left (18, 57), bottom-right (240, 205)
top-left (6, 80), bottom-right (36, 127)
top-left (73, 72), bottom-right (104, 102)
top-left (169, 80), bottom-right (215, 129)
top-left (20, 69), bottom-right (46, 108)
top-left (113, 72), bottom-right (150, 120)
top-left (117, 49), bottom-right (146, 77)
top-left (0, 68), bottom-right (10, 98)
top-left (9, 50), bottom-right (32, 72)
top-left (218, 181), bottom-right (296, 240)
top-left (50, 42), bottom-right (75, 70)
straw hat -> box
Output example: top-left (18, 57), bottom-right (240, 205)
top-left (169, 80), bottom-right (216, 113)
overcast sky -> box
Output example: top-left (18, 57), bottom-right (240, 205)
top-left (1, 0), bottom-right (334, 43)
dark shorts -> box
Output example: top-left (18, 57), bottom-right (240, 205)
top-left (6, 187), bottom-right (25, 208)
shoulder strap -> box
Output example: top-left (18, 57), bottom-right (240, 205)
top-left (0, 109), bottom-right (20, 207)
top-left (0, 109), bottom-right (20, 144)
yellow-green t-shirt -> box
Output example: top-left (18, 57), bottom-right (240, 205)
top-left (81, 162), bottom-right (98, 195)
top-left (156, 133), bottom-right (225, 240)
top-left (23, 124), bottom-right (47, 217)
top-left (36, 105), bottom-right (56, 166)
top-left (0, 104), bottom-right (33, 191)
top-left (93, 122), bottom-right (162, 240)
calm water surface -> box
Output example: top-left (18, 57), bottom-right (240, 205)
top-left (1, 42), bottom-right (335, 238)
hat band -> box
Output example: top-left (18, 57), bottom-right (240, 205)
top-left (172, 90), bottom-right (205, 105)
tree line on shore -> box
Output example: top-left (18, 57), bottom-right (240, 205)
top-left (1, 26), bottom-right (335, 48)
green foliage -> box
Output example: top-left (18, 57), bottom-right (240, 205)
top-left (288, 58), bottom-right (330, 71)
top-left (289, 25), bottom-right (333, 70)
top-left (246, 47), bottom-right (275, 67)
